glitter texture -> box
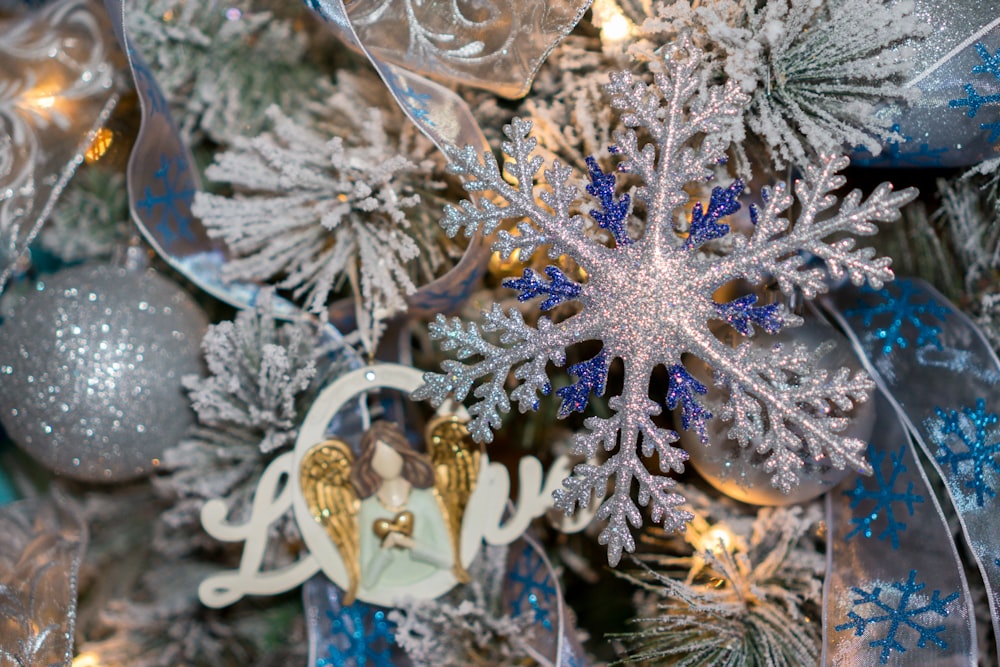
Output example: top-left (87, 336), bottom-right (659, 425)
top-left (835, 570), bottom-right (959, 664)
top-left (843, 444), bottom-right (925, 549)
top-left (928, 398), bottom-right (1000, 509)
top-left (0, 264), bottom-right (206, 482)
top-left (415, 41), bottom-right (915, 564)
top-left (845, 280), bottom-right (949, 355)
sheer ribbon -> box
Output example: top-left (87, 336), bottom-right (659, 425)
top-left (822, 278), bottom-right (1000, 665)
top-left (0, 494), bottom-right (87, 667)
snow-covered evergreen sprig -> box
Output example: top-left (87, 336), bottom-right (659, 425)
top-left (637, 0), bottom-right (929, 173)
top-left (617, 504), bottom-right (825, 665)
top-left (193, 88), bottom-right (452, 354)
top-left (154, 291), bottom-right (334, 557)
top-left (415, 42), bottom-right (917, 564)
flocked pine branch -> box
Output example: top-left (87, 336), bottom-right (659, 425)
top-left (636, 0), bottom-right (929, 173)
top-left (388, 545), bottom-right (542, 667)
top-left (414, 41), bottom-right (916, 565)
top-left (193, 74), bottom-right (457, 354)
top-left (127, 0), bottom-right (333, 145)
top-left (616, 502), bottom-right (825, 666)
top-left (154, 290), bottom-right (337, 558)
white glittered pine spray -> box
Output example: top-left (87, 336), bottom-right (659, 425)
top-left (413, 41), bottom-right (917, 564)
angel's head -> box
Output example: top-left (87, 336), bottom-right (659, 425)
top-left (351, 420), bottom-right (434, 498)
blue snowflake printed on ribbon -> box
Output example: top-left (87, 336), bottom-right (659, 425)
top-left (949, 43), bottom-right (1000, 143)
top-left (844, 280), bottom-right (949, 355)
top-left (835, 570), bottom-right (959, 664)
top-left (509, 544), bottom-right (556, 631)
top-left (927, 399), bottom-right (1000, 509)
top-left (316, 601), bottom-right (396, 667)
top-left (851, 124), bottom-right (949, 167)
top-left (843, 444), bottom-right (924, 550)
top-left (136, 154), bottom-right (197, 246)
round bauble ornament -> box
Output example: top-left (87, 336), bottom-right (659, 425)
top-left (853, 0), bottom-right (1000, 168)
top-left (678, 317), bottom-right (877, 506)
top-left (0, 264), bottom-right (207, 482)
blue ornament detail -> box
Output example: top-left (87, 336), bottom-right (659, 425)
top-left (136, 155), bottom-right (197, 246)
top-left (316, 602), bottom-right (396, 667)
top-left (503, 265), bottom-right (582, 311)
top-left (948, 43), bottom-right (1000, 143)
top-left (665, 364), bottom-right (710, 442)
top-left (509, 544), bottom-right (556, 631)
top-left (844, 280), bottom-right (948, 355)
top-left (981, 121), bottom-right (1000, 143)
top-left (972, 42), bottom-right (1000, 80)
top-left (713, 293), bottom-right (783, 336)
top-left (684, 180), bottom-right (743, 250)
top-left (843, 444), bottom-right (924, 550)
top-left (930, 399), bottom-right (1000, 508)
top-left (835, 570), bottom-right (958, 665)
top-left (585, 156), bottom-right (632, 247)
top-left (384, 69), bottom-right (434, 126)
top-left (852, 124), bottom-right (949, 167)
top-left (556, 350), bottom-right (608, 418)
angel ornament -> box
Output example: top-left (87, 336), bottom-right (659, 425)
top-left (301, 416), bottom-right (478, 604)
top-left (199, 364), bottom-right (591, 609)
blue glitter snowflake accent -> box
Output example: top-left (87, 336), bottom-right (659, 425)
top-left (136, 154), bottom-right (196, 246)
top-left (684, 180), bottom-right (743, 250)
top-left (316, 602), bottom-right (395, 667)
top-left (843, 444), bottom-right (924, 549)
top-left (835, 570), bottom-right (958, 664)
top-left (930, 399), bottom-right (1000, 508)
top-left (504, 265), bottom-right (582, 311)
top-left (948, 43), bottom-right (1000, 143)
top-left (713, 293), bottom-right (783, 336)
top-left (845, 280), bottom-right (948, 355)
top-left (509, 545), bottom-right (556, 631)
top-left (665, 364), bottom-right (710, 441)
top-left (556, 350), bottom-right (609, 418)
top-left (585, 156), bottom-right (632, 246)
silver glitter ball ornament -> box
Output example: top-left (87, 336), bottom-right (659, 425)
top-left (0, 264), bottom-right (207, 482)
top-left (679, 317), bottom-right (877, 506)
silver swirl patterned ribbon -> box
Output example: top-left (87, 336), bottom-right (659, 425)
top-left (822, 277), bottom-right (1000, 663)
top-left (304, 535), bottom-right (588, 666)
top-left (104, 0), bottom-right (589, 326)
top-left (0, 493), bottom-right (87, 667)
top-left (0, 0), bottom-right (119, 293)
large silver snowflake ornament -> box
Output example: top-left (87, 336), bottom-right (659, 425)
top-left (413, 42), bottom-right (917, 564)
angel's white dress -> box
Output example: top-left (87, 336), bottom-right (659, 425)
top-left (358, 487), bottom-right (452, 590)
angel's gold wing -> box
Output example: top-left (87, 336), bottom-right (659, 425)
top-left (426, 415), bottom-right (481, 583)
top-left (300, 439), bottom-right (361, 604)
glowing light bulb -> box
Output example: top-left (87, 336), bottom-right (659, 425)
top-left (701, 525), bottom-right (736, 554)
top-left (602, 13), bottom-right (632, 43)
top-left (72, 652), bottom-right (102, 667)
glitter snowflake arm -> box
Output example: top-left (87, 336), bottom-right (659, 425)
top-left (713, 155), bottom-right (919, 298)
top-left (413, 305), bottom-right (586, 442)
top-left (555, 369), bottom-right (692, 564)
top-left (708, 339), bottom-right (875, 491)
top-left (442, 120), bottom-right (607, 271)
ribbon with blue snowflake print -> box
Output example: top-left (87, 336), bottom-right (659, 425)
top-left (99, 0), bottom-right (497, 331)
top-left (823, 277), bottom-right (1000, 663)
top-left (823, 391), bottom-right (976, 665)
top-left (303, 537), bottom-right (588, 666)
top-left (852, 5), bottom-right (1000, 168)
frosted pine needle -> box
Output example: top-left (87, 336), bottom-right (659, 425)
top-left (637, 0), bottom-right (929, 173)
top-left (193, 74), bottom-right (456, 354)
top-left (414, 41), bottom-right (916, 564)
